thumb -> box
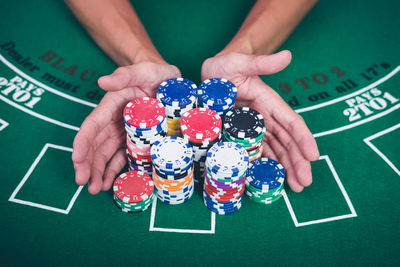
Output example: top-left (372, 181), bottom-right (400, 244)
top-left (97, 70), bottom-right (133, 91)
top-left (239, 50), bottom-right (292, 76)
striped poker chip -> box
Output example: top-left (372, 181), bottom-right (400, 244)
top-left (123, 97), bottom-right (165, 129)
top-left (113, 171), bottom-right (154, 204)
top-left (180, 108), bottom-right (222, 143)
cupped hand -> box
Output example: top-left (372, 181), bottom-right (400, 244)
top-left (201, 51), bottom-right (319, 192)
top-left (73, 61), bottom-right (180, 194)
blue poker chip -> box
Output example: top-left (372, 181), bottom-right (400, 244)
top-left (198, 100), bottom-right (234, 113)
top-left (204, 200), bottom-right (242, 215)
top-left (203, 190), bottom-right (242, 207)
top-left (157, 189), bottom-right (193, 204)
top-left (204, 199), bottom-right (242, 210)
top-left (157, 78), bottom-right (197, 107)
top-left (158, 184), bottom-right (193, 197)
top-left (204, 200), bottom-right (241, 211)
top-left (154, 161), bottom-right (193, 176)
top-left (246, 158), bottom-right (285, 191)
top-left (198, 78), bottom-right (237, 107)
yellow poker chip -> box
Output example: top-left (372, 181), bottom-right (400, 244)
top-left (167, 129), bottom-right (182, 136)
top-left (167, 117), bottom-right (181, 123)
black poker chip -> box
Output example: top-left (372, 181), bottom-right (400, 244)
top-left (223, 107), bottom-right (265, 139)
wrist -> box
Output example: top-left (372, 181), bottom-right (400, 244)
top-left (128, 46), bottom-right (167, 65)
top-left (216, 37), bottom-right (254, 57)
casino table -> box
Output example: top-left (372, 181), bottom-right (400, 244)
top-left (1, 0), bottom-right (399, 266)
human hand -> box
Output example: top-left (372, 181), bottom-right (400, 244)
top-left (72, 61), bottom-right (180, 194)
top-left (201, 51), bottom-right (319, 192)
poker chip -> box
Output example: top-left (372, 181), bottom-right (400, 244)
top-left (223, 107), bottom-right (266, 162)
top-left (157, 78), bottom-right (197, 136)
top-left (203, 142), bottom-right (248, 215)
top-left (124, 97), bottom-right (165, 128)
top-left (151, 136), bottom-right (194, 205)
top-left (245, 158), bottom-right (286, 204)
top-left (206, 142), bottom-right (249, 177)
top-left (117, 79), bottom-right (282, 213)
top-left (112, 171), bottom-right (155, 213)
top-left (123, 97), bottom-right (167, 176)
top-left (198, 78), bottom-right (237, 117)
top-left (181, 108), bottom-right (221, 142)
top-left (180, 108), bottom-right (222, 183)
top-left (224, 107), bottom-right (265, 139)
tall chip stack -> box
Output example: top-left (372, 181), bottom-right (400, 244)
top-left (151, 136), bottom-right (194, 204)
top-left (113, 171), bottom-right (155, 213)
top-left (124, 97), bottom-right (167, 176)
top-left (203, 142), bottom-right (249, 215)
top-left (156, 78), bottom-right (197, 136)
top-left (245, 158), bottom-right (285, 204)
top-left (198, 78), bottom-right (237, 117)
top-left (223, 107), bottom-right (266, 162)
top-left (180, 108), bottom-right (222, 183)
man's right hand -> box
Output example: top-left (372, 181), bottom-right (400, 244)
top-left (72, 61), bottom-right (180, 194)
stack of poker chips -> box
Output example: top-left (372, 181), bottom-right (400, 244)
top-left (198, 78), bottom-right (237, 117)
top-left (203, 142), bottom-right (249, 215)
top-left (245, 158), bottom-right (285, 204)
top-left (223, 107), bottom-right (266, 162)
top-left (151, 136), bottom-right (194, 204)
top-left (157, 78), bottom-right (197, 136)
top-left (180, 108), bottom-right (222, 183)
top-left (124, 97), bottom-right (167, 176)
top-left (113, 171), bottom-right (155, 213)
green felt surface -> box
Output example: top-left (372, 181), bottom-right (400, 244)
top-left (0, 0), bottom-right (399, 266)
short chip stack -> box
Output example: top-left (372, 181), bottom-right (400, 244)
top-left (124, 97), bottom-right (167, 176)
top-left (113, 171), bottom-right (155, 213)
top-left (157, 78), bottom-right (197, 136)
top-left (198, 78), bottom-right (237, 117)
top-left (223, 107), bottom-right (266, 162)
top-left (203, 142), bottom-right (249, 215)
top-left (151, 136), bottom-right (194, 204)
top-left (180, 108), bottom-right (222, 183)
top-left (245, 158), bottom-right (285, 204)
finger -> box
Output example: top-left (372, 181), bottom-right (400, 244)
top-left (262, 137), bottom-right (278, 161)
top-left (256, 81), bottom-right (320, 161)
top-left (231, 50), bottom-right (292, 77)
top-left (272, 106), bottom-right (319, 161)
top-left (98, 69), bottom-right (132, 91)
top-left (265, 131), bottom-right (304, 192)
top-left (72, 91), bottom-right (132, 164)
top-left (74, 160), bottom-right (91, 186)
top-left (266, 115), bottom-right (313, 187)
top-left (98, 63), bottom-right (181, 92)
top-left (92, 122), bottom-right (125, 157)
top-left (102, 149), bottom-right (127, 191)
top-left (73, 145), bottom-right (94, 186)
top-left (89, 134), bottom-right (125, 195)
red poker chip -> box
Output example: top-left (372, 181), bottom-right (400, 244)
top-left (204, 179), bottom-right (244, 195)
top-left (126, 135), bottom-right (151, 156)
top-left (113, 171), bottom-right (154, 203)
top-left (204, 184), bottom-right (245, 199)
top-left (123, 97), bottom-right (165, 129)
top-left (205, 189), bottom-right (244, 202)
top-left (180, 108), bottom-right (221, 143)
top-left (245, 141), bottom-right (262, 152)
